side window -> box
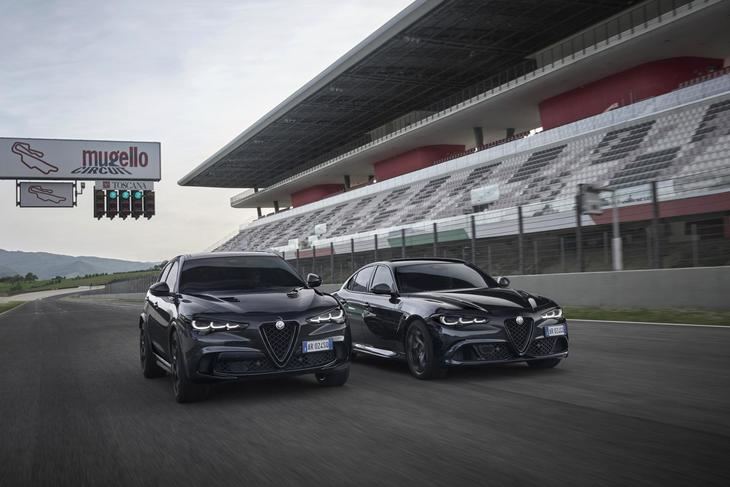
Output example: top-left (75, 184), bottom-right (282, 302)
top-left (165, 261), bottom-right (180, 292)
top-left (345, 272), bottom-right (359, 291)
top-left (370, 266), bottom-right (395, 291)
top-left (158, 263), bottom-right (171, 283)
top-left (349, 266), bottom-right (375, 293)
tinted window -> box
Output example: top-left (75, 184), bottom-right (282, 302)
top-left (165, 261), bottom-right (179, 291)
top-left (370, 266), bottom-right (395, 291)
top-left (158, 262), bottom-right (171, 283)
top-left (179, 256), bottom-right (304, 293)
top-left (349, 266), bottom-right (375, 293)
top-left (395, 263), bottom-right (496, 293)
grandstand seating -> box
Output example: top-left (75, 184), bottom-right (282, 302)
top-left (216, 75), bottom-right (730, 253)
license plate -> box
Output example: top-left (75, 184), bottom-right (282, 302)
top-left (302, 338), bottom-right (333, 353)
top-left (545, 325), bottom-right (566, 337)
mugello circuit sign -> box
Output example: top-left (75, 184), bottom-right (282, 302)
top-left (0, 137), bottom-right (161, 181)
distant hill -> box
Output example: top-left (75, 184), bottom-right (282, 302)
top-left (0, 249), bottom-right (157, 280)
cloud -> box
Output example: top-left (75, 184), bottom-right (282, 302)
top-left (0, 0), bottom-right (412, 261)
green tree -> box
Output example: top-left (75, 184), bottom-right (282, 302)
top-left (24, 272), bottom-right (38, 281)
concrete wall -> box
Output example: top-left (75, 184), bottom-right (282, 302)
top-left (507, 266), bottom-right (730, 310)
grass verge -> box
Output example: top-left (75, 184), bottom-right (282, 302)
top-left (564, 306), bottom-right (730, 326)
top-left (0, 302), bottom-right (24, 315)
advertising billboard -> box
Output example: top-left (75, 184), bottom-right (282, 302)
top-left (1, 137), bottom-right (161, 181)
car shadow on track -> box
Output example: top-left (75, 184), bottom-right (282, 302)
top-left (352, 354), bottom-right (567, 383)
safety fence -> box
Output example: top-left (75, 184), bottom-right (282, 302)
top-left (281, 170), bottom-right (730, 283)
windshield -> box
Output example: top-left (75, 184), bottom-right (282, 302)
top-left (395, 262), bottom-right (496, 293)
top-left (179, 256), bottom-right (304, 293)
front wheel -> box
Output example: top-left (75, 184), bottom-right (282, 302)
top-left (527, 358), bottom-right (562, 369)
top-left (406, 321), bottom-right (446, 380)
top-left (315, 365), bottom-right (350, 386)
top-left (170, 332), bottom-right (208, 403)
top-left (140, 326), bottom-right (165, 378)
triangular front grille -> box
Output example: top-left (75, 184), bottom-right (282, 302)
top-left (504, 318), bottom-right (533, 355)
top-left (260, 322), bottom-right (297, 366)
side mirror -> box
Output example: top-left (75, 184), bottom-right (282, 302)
top-left (497, 276), bottom-right (510, 288)
top-left (149, 281), bottom-right (171, 296)
top-left (371, 283), bottom-right (395, 296)
top-left (307, 273), bottom-right (322, 288)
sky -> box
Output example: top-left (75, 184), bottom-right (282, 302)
top-left (0, 0), bottom-right (412, 262)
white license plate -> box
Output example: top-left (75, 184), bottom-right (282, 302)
top-left (545, 325), bottom-right (566, 337)
top-left (302, 338), bottom-right (333, 353)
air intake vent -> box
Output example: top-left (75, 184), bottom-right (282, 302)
top-left (260, 322), bottom-right (298, 365)
top-left (504, 318), bottom-right (533, 355)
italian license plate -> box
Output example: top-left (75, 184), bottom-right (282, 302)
top-left (545, 325), bottom-right (566, 337)
top-left (302, 338), bottom-right (333, 353)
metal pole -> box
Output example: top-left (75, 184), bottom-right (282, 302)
top-left (401, 228), bottom-right (406, 258)
top-left (312, 245), bottom-right (316, 275)
top-left (603, 232), bottom-right (609, 267)
top-left (533, 239), bottom-right (539, 274)
top-left (470, 215), bottom-right (476, 264)
top-left (611, 190), bottom-right (623, 271)
top-left (560, 236), bottom-right (566, 272)
top-left (330, 242), bottom-right (335, 283)
top-left (487, 245), bottom-right (492, 272)
top-left (691, 223), bottom-right (699, 267)
top-left (576, 185), bottom-right (584, 272)
top-left (350, 238), bottom-right (355, 273)
top-left (517, 206), bottom-right (524, 274)
top-left (651, 181), bottom-right (662, 268)
top-left (433, 222), bottom-right (438, 257)
top-left (374, 234), bottom-right (378, 261)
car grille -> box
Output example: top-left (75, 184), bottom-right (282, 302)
top-left (527, 337), bottom-right (568, 356)
top-left (473, 343), bottom-right (514, 361)
top-left (214, 349), bottom-right (336, 375)
top-left (260, 321), bottom-right (297, 364)
top-left (504, 318), bottom-right (534, 354)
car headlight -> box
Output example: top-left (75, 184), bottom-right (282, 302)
top-left (540, 308), bottom-right (563, 319)
top-left (307, 308), bottom-right (345, 324)
top-left (438, 315), bottom-right (488, 326)
top-left (191, 319), bottom-right (246, 332)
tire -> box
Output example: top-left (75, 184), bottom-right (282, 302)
top-left (170, 332), bottom-right (208, 403)
top-left (527, 358), bottom-right (562, 369)
top-left (140, 326), bottom-right (165, 378)
top-left (405, 321), bottom-right (446, 380)
top-left (315, 365), bottom-right (350, 386)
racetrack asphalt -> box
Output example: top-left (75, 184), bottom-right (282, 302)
top-left (1, 296), bottom-right (729, 487)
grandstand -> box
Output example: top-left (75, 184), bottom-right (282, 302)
top-left (181, 0), bottom-right (730, 280)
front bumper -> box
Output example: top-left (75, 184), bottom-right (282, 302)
top-left (180, 320), bottom-right (351, 382)
top-left (435, 318), bottom-right (569, 367)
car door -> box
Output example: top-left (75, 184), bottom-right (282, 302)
top-left (338, 266), bottom-right (375, 347)
top-left (150, 259), bottom-right (180, 359)
top-left (363, 265), bottom-right (404, 351)
top-left (146, 262), bottom-right (171, 354)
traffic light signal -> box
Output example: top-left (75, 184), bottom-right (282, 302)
top-left (143, 190), bottom-right (155, 219)
top-left (94, 190), bottom-right (105, 219)
top-left (106, 190), bottom-right (119, 219)
top-left (119, 190), bottom-right (131, 219)
top-left (131, 190), bottom-right (144, 219)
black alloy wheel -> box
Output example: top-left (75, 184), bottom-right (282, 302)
top-left (170, 332), bottom-right (207, 403)
top-left (405, 321), bottom-right (445, 380)
top-left (140, 326), bottom-right (165, 378)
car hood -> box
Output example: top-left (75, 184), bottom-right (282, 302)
top-left (410, 287), bottom-right (556, 311)
top-left (179, 288), bottom-right (337, 319)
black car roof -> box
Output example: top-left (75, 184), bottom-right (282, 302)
top-left (181, 251), bottom-right (279, 261)
top-left (382, 258), bottom-right (468, 268)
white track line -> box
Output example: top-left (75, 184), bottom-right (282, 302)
top-left (570, 318), bottom-right (729, 329)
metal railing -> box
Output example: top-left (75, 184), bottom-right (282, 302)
top-left (281, 168), bottom-right (730, 283)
